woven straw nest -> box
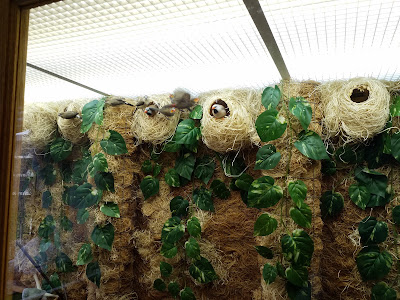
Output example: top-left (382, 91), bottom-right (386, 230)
top-left (57, 100), bottom-right (88, 145)
top-left (199, 89), bottom-right (261, 153)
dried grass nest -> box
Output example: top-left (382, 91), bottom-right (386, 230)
top-left (130, 94), bottom-right (181, 145)
top-left (319, 77), bottom-right (390, 144)
top-left (57, 100), bottom-right (88, 145)
top-left (199, 89), bottom-right (261, 153)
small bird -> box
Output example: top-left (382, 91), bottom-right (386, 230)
top-left (105, 97), bottom-right (134, 107)
top-left (168, 89), bottom-right (199, 110)
top-left (144, 106), bottom-right (176, 117)
top-left (135, 96), bottom-right (150, 108)
top-left (58, 111), bottom-right (81, 119)
top-left (144, 105), bottom-right (158, 117)
top-left (211, 104), bottom-right (227, 119)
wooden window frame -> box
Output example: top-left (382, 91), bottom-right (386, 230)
top-left (0, 0), bottom-right (60, 298)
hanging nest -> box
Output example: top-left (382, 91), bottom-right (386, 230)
top-left (57, 100), bottom-right (88, 145)
top-left (319, 78), bottom-right (390, 144)
top-left (130, 94), bottom-right (180, 145)
top-left (199, 89), bottom-right (261, 153)
top-left (22, 101), bottom-right (68, 151)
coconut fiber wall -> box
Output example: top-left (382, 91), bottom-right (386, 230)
top-left (13, 81), bottom-right (400, 300)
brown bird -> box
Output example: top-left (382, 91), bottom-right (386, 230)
top-left (105, 97), bottom-right (134, 107)
top-left (135, 95), bottom-right (150, 108)
top-left (168, 88), bottom-right (199, 110)
top-left (144, 105), bottom-right (158, 117)
top-left (144, 106), bottom-right (176, 117)
top-left (58, 111), bottom-right (81, 119)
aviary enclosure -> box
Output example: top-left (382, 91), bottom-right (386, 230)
top-left (6, 1), bottom-right (400, 300)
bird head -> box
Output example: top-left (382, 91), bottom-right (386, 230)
top-left (193, 98), bottom-right (199, 103)
top-left (169, 94), bottom-right (174, 100)
top-left (144, 107), bottom-right (153, 116)
top-left (211, 104), bottom-right (226, 118)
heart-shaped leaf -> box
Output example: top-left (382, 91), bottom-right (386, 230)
top-left (100, 130), bottom-right (128, 155)
top-left (72, 157), bottom-right (91, 184)
top-left (77, 208), bottom-right (89, 224)
top-left (161, 242), bottom-right (178, 258)
top-left (349, 184), bottom-right (370, 210)
top-left (100, 202), bottom-right (120, 218)
top-left (81, 99), bottom-right (105, 133)
top-left (256, 109), bottom-right (287, 142)
top-left (77, 243), bottom-right (93, 266)
top-left (290, 202), bottom-right (312, 228)
top-left (170, 196), bottom-right (189, 218)
top-left (56, 252), bottom-right (75, 273)
top-left (165, 169), bottom-right (181, 187)
top-left (289, 97), bottom-right (312, 131)
top-left (320, 191), bottom-right (344, 218)
top-left (354, 167), bottom-right (388, 198)
top-left (91, 153), bottom-right (108, 173)
top-left (70, 183), bottom-right (102, 209)
top-left (95, 172), bottom-right (115, 192)
top-left (234, 173), bottom-right (254, 191)
top-left (193, 186), bottom-right (214, 211)
top-left (294, 130), bottom-right (329, 160)
top-left (160, 261), bottom-right (172, 277)
top-left (161, 216), bottom-right (185, 244)
top-left (248, 176), bottom-right (283, 209)
top-left (141, 160), bottom-right (153, 174)
top-left (263, 263), bottom-right (277, 284)
top-left (38, 215), bottom-right (56, 239)
top-left (140, 176), bottom-right (159, 199)
top-left (358, 216), bottom-right (388, 245)
top-left (175, 119), bottom-right (201, 145)
top-left (187, 217), bottom-right (201, 238)
top-left (189, 256), bottom-right (218, 283)
top-left (219, 153), bottom-right (246, 177)
top-left (391, 131), bottom-right (400, 162)
top-left (86, 261), bottom-right (101, 287)
top-left (286, 280), bottom-right (311, 300)
top-left (210, 179), bottom-right (230, 199)
top-left (39, 164), bottom-right (56, 186)
top-left (254, 213), bottom-right (278, 236)
top-left (281, 229), bottom-right (314, 266)
top-left (50, 138), bottom-right (73, 162)
top-left (60, 215), bottom-right (73, 231)
top-left (42, 191), bottom-right (52, 209)
top-left (392, 206), bottom-right (400, 225)
top-left (175, 152), bottom-right (196, 180)
top-left (180, 287), bottom-right (196, 300)
top-left (91, 223), bottom-right (114, 251)
top-left (288, 180), bottom-right (307, 207)
top-left (356, 245), bottom-right (392, 281)
top-left (185, 237), bottom-right (201, 260)
top-left (194, 156), bottom-right (215, 184)
top-left (334, 144), bottom-right (365, 164)
top-left (254, 144), bottom-right (281, 170)
top-left (371, 282), bottom-right (397, 300)
top-left (321, 159), bottom-right (336, 175)
top-left (189, 105), bottom-right (203, 119)
top-left (390, 95), bottom-right (400, 116)
top-left (168, 282), bottom-right (180, 297)
top-left (285, 265), bottom-right (308, 287)
top-left (153, 278), bottom-right (166, 291)
top-left (261, 85), bottom-right (281, 110)
top-left (255, 246), bottom-right (274, 259)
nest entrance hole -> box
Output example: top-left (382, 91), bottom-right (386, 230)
top-left (209, 99), bottom-right (230, 117)
top-left (350, 88), bottom-right (370, 103)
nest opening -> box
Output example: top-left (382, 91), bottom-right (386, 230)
top-left (209, 99), bottom-right (230, 117)
top-left (350, 88), bottom-right (370, 103)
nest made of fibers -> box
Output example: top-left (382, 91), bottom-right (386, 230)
top-left (319, 77), bottom-right (390, 144)
top-left (23, 101), bottom-right (69, 151)
top-left (57, 100), bottom-right (89, 145)
top-left (130, 94), bottom-right (181, 145)
top-left (200, 89), bottom-right (261, 153)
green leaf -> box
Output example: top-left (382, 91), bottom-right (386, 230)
top-left (219, 153), bottom-right (246, 177)
top-left (91, 223), bottom-right (115, 251)
top-left (95, 172), bottom-right (115, 192)
top-left (161, 243), bottom-right (178, 258)
top-left (276, 262), bottom-right (286, 278)
top-left (168, 282), bottom-right (180, 297)
top-left (367, 192), bottom-right (392, 208)
top-left (141, 160), bottom-right (153, 174)
top-left (194, 156), bottom-right (215, 184)
top-left (76, 243), bottom-right (93, 266)
top-left (153, 163), bottom-right (162, 177)
top-left (288, 180), bottom-right (307, 207)
top-left (100, 202), bottom-right (120, 218)
top-left (38, 215), bottom-right (55, 239)
top-left (263, 263), bottom-right (277, 284)
top-left (390, 95), bottom-right (400, 116)
top-left (190, 105), bottom-right (203, 119)
top-left (320, 191), bottom-right (344, 218)
top-left (175, 119), bottom-right (201, 145)
top-left (185, 237), bottom-right (201, 260)
top-left (281, 229), bottom-right (314, 266)
top-left (70, 183), bottom-right (102, 209)
top-left (289, 97), bottom-right (312, 131)
top-left (77, 208), bottom-right (89, 224)
top-left (42, 273), bottom-right (61, 292)
top-left (100, 130), bottom-right (128, 155)
top-left (81, 99), bottom-right (105, 133)
top-left (365, 134), bottom-right (391, 169)
top-left (391, 131), bottom-right (400, 162)
top-left (354, 167), bottom-right (388, 198)
top-left (187, 217), bottom-right (201, 238)
top-left (261, 85), bottom-right (281, 110)
top-left (371, 282), bottom-right (397, 300)
top-left (160, 261), bottom-right (172, 278)
top-left (286, 280), bottom-right (311, 300)
top-left (234, 173), bottom-right (254, 191)
top-left (253, 213), bottom-right (278, 236)
top-left (92, 153), bottom-right (108, 173)
top-left (170, 196), bottom-right (189, 218)
top-left (290, 202), bottom-right (312, 228)
top-left (42, 191), bottom-right (52, 209)
top-left (72, 157), bottom-right (91, 184)
top-left (180, 287), bottom-right (196, 300)
top-left (247, 176), bottom-right (283, 209)
top-left (356, 245), bottom-right (392, 281)
top-left (210, 179), bottom-right (230, 199)
top-left (39, 239), bottom-right (51, 253)
top-left (22, 288), bottom-right (46, 299)
top-left (256, 109), bottom-right (287, 142)
top-left (294, 130), bottom-right (329, 160)
top-left (175, 152), bottom-right (196, 180)
top-left (86, 261), bottom-right (101, 287)
top-left (140, 176), bottom-right (159, 199)
top-left (334, 144), bottom-right (365, 164)
top-left (39, 164), bottom-right (56, 186)
top-left (161, 216), bottom-right (185, 244)
top-left (349, 184), bottom-right (370, 210)
top-left (321, 159), bottom-right (336, 176)
top-left (60, 215), bottom-right (73, 231)
top-left (255, 246), bottom-right (273, 259)
top-left (56, 252), bottom-right (75, 273)
top-left (189, 256), bottom-right (218, 283)
top-left (193, 186), bottom-right (214, 211)
top-left (163, 135), bottom-right (182, 153)
top-left (153, 278), bottom-right (166, 291)
top-left (392, 206), bottom-right (400, 225)
top-left (50, 137), bottom-right (73, 162)
top-left (358, 216), bottom-right (388, 245)
top-left (165, 169), bottom-right (181, 187)
top-left (285, 266), bottom-right (308, 287)
top-left (254, 144), bottom-right (281, 170)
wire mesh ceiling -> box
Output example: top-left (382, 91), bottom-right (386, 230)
top-left (26, 0), bottom-right (400, 103)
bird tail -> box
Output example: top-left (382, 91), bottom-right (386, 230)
top-left (124, 101), bottom-right (134, 107)
top-left (76, 114), bottom-right (82, 119)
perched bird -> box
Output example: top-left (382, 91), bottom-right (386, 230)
top-left (135, 96), bottom-right (150, 108)
top-left (144, 105), bottom-right (158, 117)
top-left (144, 106), bottom-right (176, 117)
top-left (211, 104), bottom-right (227, 119)
top-left (58, 111), bottom-right (81, 119)
top-left (168, 89), bottom-right (199, 110)
top-left (105, 97), bottom-right (134, 107)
